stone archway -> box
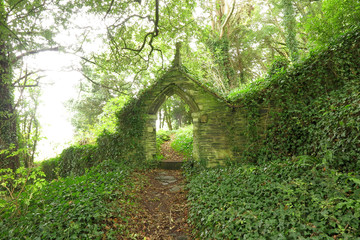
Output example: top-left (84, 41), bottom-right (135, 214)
top-left (145, 83), bottom-right (201, 162)
top-left (147, 83), bottom-right (200, 115)
top-left (112, 44), bottom-right (275, 167)
top-left (127, 44), bottom-right (234, 166)
top-left (138, 65), bottom-right (233, 166)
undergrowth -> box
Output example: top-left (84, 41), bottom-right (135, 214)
top-left (155, 129), bottom-right (171, 160)
top-left (171, 125), bottom-right (193, 158)
top-left (0, 160), bottom-right (136, 239)
top-left (187, 158), bottom-right (360, 239)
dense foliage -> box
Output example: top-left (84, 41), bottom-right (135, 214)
top-left (40, 96), bottom-right (148, 179)
top-left (228, 28), bottom-right (360, 171)
top-left (188, 158), bottom-right (360, 239)
top-left (171, 125), bottom-right (193, 159)
top-left (186, 28), bottom-right (360, 239)
top-left (0, 160), bottom-right (135, 239)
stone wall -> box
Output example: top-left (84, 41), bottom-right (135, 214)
top-left (131, 62), bottom-right (277, 167)
top-left (227, 106), bottom-right (272, 161)
top-left (136, 65), bottom-right (234, 167)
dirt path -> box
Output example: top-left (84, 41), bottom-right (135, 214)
top-left (122, 136), bottom-right (193, 239)
top-left (160, 135), bottom-right (184, 162)
top-left (129, 169), bottom-right (193, 239)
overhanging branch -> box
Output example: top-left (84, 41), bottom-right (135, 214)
top-left (81, 73), bottom-right (129, 95)
top-left (14, 47), bottom-right (59, 64)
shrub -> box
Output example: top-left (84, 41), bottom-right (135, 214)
top-left (171, 125), bottom-right (193, 158)
top-left (0, 160), bottom-right (135, 239)
top-left (59, 144), bottom-right (99, 177)
top-left (40, 157), bottom-right (60, 181)
top-left (155, 129), bottom-right (171, 160)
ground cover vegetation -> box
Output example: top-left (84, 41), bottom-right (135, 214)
top-left (184, 28), bottom-right (360, 238)
top-left (187, 159), bottom-right (360, 239)
top-left (0, 160), bottom-right (138, 239)
top-left (170, 125), bottom-right (194, 159)
top-left (1, 0), bottom-right (359, 239)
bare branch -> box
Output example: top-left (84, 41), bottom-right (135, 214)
top-left (14, 47), bottom-right (59, 63)
top-left (12, 70), bottom-right (43, 87)
top-left (104, 0), bottom-right (116, 19)
top-left (121, 0), bottom-right (160, 56)
top-left (14, 84), bottom-right (40, 88)
top-left (81, 73), bottom-right (129, 96)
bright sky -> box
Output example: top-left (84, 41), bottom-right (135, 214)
top-left (25, 52), bottom-right (82, 161)
top-left (23, 10), bottom-right (107, 161)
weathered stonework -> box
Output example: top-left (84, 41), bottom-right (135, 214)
top-left (137, 65), bottom-right (232, 166)
top-left (133, 45), bottom-right (271, 167)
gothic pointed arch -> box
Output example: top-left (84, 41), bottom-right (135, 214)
top-left (147, 83), bottom-right (200, 115)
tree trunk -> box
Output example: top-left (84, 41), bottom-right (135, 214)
top-left (283, 0), bottom-right (299, 62)
top-left (163, 103), bottom-right (172, 131)
top-left (0, 8), bottom-right (20, 170)
top-left (0, 63), bottom-right (20, 170)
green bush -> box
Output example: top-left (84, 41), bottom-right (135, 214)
top-left (0, 167), bottom-right (46, 214)
top-left (59, 144), bottom-right (99, 177)
top-left (171, 125), bottom-right (193, 158)
top-left (156, 129), bottom-right (171, 142)
top-left (40, 157), bottom-right (60, 181)
top-left (188, 158), bottom-right (360, 239)
top-left (0, 160), bottom-right (134, 239)
top-left (155, 129), bottom-right (171, 160)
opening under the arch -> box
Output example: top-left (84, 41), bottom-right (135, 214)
top-left (155, 94), bottom-right (194, 168)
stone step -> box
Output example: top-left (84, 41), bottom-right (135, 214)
top-left (158, 161), bottom-right (183, 170)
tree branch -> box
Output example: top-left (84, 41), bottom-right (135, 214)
top-left (12, 69), bottom-right (44, 86)
top-left (220, 0), bottom-right (236, 38)
top-left (104, 0), bottom-right (116, 19)
top-left (81, 73), bottom-right (129, 95)
top-left (122, 0), bottom-right (160, 55)
top-left (14, 47), bottom-right (59, 63)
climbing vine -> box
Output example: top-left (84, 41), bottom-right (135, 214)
top-left (229, 28), bottom-right (360, 171)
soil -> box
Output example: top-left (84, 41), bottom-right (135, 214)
top-left (121, 137), bottom-right (194, 239)
top-left (129, 169), bottom-right (193, 239)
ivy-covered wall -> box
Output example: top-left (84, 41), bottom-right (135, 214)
top-left (228, 28), bottom-right (360, 171)
top-left (134, 64), bottom-right (232, 167)
top-left (52, 28), bottom-right (359, 174)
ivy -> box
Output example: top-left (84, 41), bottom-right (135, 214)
top-left (0, 160), bottom-right (135, 239)
top-left (188, 159), bottom-right (360, 239)
top-left (228, 27), bottom-right (360, 171)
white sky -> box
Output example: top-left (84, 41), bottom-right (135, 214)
top-left (25, 52), bottom-right (82, 161)
top-left (24, 11), bottom-right (106, 161)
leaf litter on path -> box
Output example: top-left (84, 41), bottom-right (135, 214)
top-left (125, 169), bottom-right (193, 240)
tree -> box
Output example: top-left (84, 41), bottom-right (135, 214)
top-left (201, 0), bottom-right (259, 89)
top-left (303, 0), bottom-right (360, 48)
top-left (158, 95), bottom-right (192, 130)
top-left (0, 0), bottom-right (72, 169)
top-left (17, 79), bottom-right (42, 168)
top-left (282, 0), bottom-right (298, 62)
